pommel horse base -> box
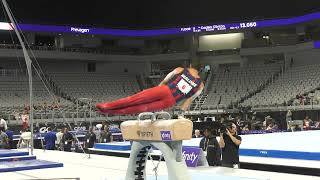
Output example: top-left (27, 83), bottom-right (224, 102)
top-left (121, 112), bottom-right (192, 180)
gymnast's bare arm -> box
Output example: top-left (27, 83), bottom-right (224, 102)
top-left (159, 67), bottom-right (184, 86)
top-left (180, 97), bottom-right (193, 111)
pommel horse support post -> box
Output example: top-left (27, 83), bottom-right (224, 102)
top-left (121, 112), bottom-right (192, 180)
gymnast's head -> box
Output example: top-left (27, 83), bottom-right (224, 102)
top-left (182, 60), bottom-right (201, 72)
top-left (186, 61), bottom-right (208, 83)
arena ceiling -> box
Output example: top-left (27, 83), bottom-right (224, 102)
top-left (2, 0), bottom-right (320, 29)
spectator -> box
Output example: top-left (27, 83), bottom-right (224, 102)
top-left (62, 127), bottom-right (74, 152)
top-left (266, 123), bottom-right (273, 131)
top-left (0, 118), bottom-right (7, 131)
top-left (44, 127), bottom-right (57, 150)
top-left (219, 122), bottom-right (242, 168)
top-left (286, 110), bottom-right (292, 122)
top-left (263, 116), bottom-right (272, 130)
top-left (199, 127), bottom-right (221, 166)
top-left (5, 128), bottom-right (14, 149)
top-left (101, 121), bottom-right (109, 131)
top-left (0, 127), bottom-right (8, 149)
top-left (21, 111), bottom-right (29, 131)
top-left (235, 116), bottom-right (243, 134)
top-left (272, 123), bottom-right (279, 130)
top-left (85, 127), bottom-right (96, 148)
top-left (303, 121), bottom-right (312, 130)
top-left (95, 123), bottom-right (103, 142)
top-left (192, 129), bottom-right (202, 138)
top-left (241, 124), bottom-right (250, 132)
top-left (17, 129), bottom-right (31, 149)
top-left (55, 128), bottom-right (64, 150)
top-left (100, 124), bottom-right (112, 143)
top-left (303, 116), bottom-right (313, 129)
top-left (296, 93), bottom-right (305, 105)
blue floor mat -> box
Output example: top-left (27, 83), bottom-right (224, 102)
top-left (0, 155), bottom-right (36, 162)
top-left (0, 159), bottom-right (63, 173)
top-left (0, 149), bottom-right (29, 158)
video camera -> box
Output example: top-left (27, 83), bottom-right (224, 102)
top-left (219, 122), bottom-right (233, 134)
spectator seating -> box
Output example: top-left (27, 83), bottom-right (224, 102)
top-left (204, 64), bottom-right (281, 107)
top-left (242, 64), bottom-right (320, 107)
top-left (49, 72), bottom-right (140, 104)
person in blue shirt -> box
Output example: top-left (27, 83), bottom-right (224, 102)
top-left (5, 128), bottom-right (14, 149)
top-left (44, 127), bottom-right (57, 150)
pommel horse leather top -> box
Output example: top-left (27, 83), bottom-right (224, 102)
top-left (121, 113), bottom-right (193, 141)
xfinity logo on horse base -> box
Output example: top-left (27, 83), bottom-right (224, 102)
top-left (182, 151), bottom-right (198, 164)
top-left (70, 27), bottom-right (90, 33)
top-left (160, 131), bottom-right (172, 141)
top-left (182, 147), bottom-right (201, 167)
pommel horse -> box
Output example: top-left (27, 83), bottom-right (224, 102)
top-left (121, 112), bottom-right (192, 180)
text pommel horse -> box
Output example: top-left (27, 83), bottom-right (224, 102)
top-left (121, 112), bottom-right (192, 180)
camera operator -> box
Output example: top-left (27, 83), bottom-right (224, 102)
top-left (218, 122), bottom-right (242, 168)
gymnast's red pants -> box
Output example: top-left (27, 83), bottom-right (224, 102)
top-left (96, 85), bottom-right (176, 115)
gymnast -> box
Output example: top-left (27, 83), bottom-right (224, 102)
top-left (96, 64), bottom-right (204, 115)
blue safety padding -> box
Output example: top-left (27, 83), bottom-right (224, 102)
top-left (94, 142), bottom-right (131, 151)
top-left (240, 149), bottom-right (320, 160)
